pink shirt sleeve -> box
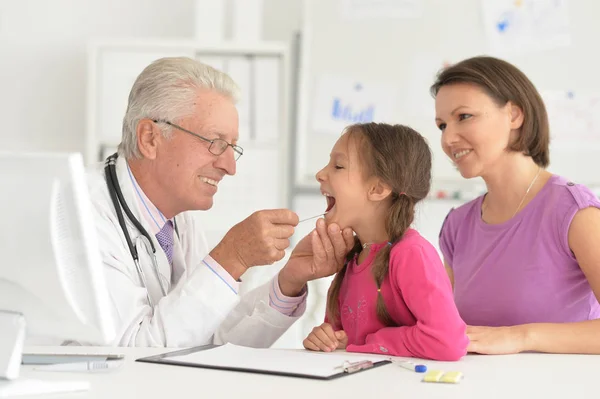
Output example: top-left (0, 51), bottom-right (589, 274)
top-left (346, 244), bottom-right (468, 361)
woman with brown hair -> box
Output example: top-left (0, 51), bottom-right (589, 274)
top-left (432, 56), bottom-right (600, 355)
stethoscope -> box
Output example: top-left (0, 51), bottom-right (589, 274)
top-left (104, 153), bottom-right (179, 308)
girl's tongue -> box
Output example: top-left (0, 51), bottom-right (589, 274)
top-left (326, 196), bottom-right (336, 212)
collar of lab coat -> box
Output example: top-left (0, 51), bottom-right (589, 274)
top-left (113, 155), bottom-right (173, 285)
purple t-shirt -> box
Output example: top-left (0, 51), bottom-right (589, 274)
top-left (440, 175), bottom-right (600, 326)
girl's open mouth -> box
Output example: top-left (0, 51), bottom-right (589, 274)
top-left (325, 195), bottom-right (336, 212)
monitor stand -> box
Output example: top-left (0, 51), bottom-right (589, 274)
top-left (0, 311), bottom-right (90, 397)
top-left (0, 311), bottom-right (25, 380)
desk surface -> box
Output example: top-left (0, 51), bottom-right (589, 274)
top-left (18, 346), bottom-right (599, 399)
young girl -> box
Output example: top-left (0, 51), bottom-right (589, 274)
top-left (303, 122), bottom-right (468, 361)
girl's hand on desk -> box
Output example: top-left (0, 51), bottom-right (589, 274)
top-left (303, 323), bottom-right (348, 352)
top-left (467, 325), bottom-right (527, 355)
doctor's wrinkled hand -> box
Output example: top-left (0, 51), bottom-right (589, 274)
top-left (209, 209), bottom-right (299, 280)
top-left (278, 218), bottom-right (355, 297)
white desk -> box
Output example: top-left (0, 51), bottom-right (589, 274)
top-left (17, 346), bottom-right (599, 399)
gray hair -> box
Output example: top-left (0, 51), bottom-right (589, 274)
top-left (118, 57), bottom-right (240, 159)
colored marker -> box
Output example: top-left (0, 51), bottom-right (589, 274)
top-left (394, 360), bottom-right (427, 373)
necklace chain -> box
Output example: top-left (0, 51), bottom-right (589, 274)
top-left (482, 167), bottom-right (542, 220)
top-left (512, 167), bottom-right (542, 218)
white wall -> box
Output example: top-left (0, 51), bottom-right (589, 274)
top-left (0, 0), bottom-right (195, 153)
top-left (262, 0), bottom-right (302, 42)
top-left (297, 0), bottom-right (600, 187)
top-left (0, 0), bottom-right (302, 154)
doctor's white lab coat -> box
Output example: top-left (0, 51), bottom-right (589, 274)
top-left (86, 155), bottom-right (304, 347)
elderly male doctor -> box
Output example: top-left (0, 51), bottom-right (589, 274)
top-left (87, 57), bottom-right (353, 347)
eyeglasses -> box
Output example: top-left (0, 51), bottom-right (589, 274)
top-left (153, 119), bottom-right (243, 161)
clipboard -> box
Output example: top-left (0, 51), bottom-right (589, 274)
top-left (136, 343), bottom-right (391, 380)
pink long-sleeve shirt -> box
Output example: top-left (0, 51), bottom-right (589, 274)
top-left (327, 229), bottom-right (468, 361)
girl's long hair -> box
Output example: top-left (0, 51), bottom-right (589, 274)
top-left (326, 123), bottom-right (432, 326)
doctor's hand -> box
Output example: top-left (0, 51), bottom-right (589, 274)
top-left (210, 209), bottom-right (299, 280)
top-left (303, 323), bottom-right (348, 352)
top-left (278, 218), bottom-right (354, 297)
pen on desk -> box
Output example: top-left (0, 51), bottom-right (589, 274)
top-left (35, 360), bottom-right (124, 372)
top-left (393, 360), bottom-right (427, 373)
top-left (335, 360), bottom-right (373, 373)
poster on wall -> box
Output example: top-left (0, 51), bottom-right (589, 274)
top-left (541, 90), bottom-right (600, 144)
top-left (310, 74), bottom-right (399, 135)
top-left (481, 0), bottom-right (571, 55)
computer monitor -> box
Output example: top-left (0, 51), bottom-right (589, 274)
top-left (0, 152), bottom-right (115, 382)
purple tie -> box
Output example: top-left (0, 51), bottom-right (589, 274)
top-left (155, 221), bottom-right (174, 264)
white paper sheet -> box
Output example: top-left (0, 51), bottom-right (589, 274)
top-left (481, 0), bottom-right (571, 55)
top-left (541, 89), bottom-right (600, 143)
top-left (310, 74), bottom-right (399, 135)
top-left (0, 379), bottom-right (89, 398)
top-left (169, 343), bottom-right (388, 378)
